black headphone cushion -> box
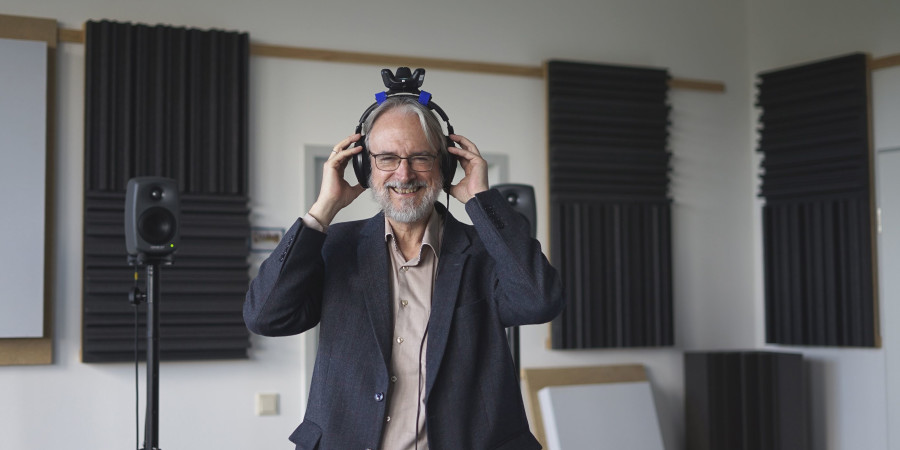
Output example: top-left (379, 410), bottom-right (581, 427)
top-left (441, 138), bottom-right (457, 192)
top-left (351, 139), bottom-right (371, 189)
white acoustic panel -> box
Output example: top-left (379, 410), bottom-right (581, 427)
top-left (0, 37), bottom-right (47, 338)
top-left (539, 382), bottom-right (664, 450)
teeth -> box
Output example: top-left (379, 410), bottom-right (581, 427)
top-left (393, 187), bottom-right (419, 194)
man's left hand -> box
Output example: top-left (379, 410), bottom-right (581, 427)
top-left (447, 134), bottom-right (490, 203)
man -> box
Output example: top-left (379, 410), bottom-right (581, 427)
top-left (244, 95), bottom-right (564, 449)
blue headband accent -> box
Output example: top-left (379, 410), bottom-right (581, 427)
top-left (418, 91), bottom-right (432, 106)
top-left (374, 90), bottom-right (432, 106)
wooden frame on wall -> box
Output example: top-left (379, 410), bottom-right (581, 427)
top-left (0, 13), bottom-right (57, 366)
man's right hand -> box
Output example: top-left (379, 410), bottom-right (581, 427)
top-left (307, 133), bottom-right (366, 227)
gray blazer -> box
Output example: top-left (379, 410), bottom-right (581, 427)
top-left (244, 189), bottom-right (565, 450)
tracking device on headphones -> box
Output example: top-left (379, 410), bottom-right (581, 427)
top-left (350, 67), bottom-right (458, 192)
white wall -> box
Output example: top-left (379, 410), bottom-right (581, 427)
top-left (747, 1), bottom-right (900, 449)
top-left (874, 64), bottom-right (900, 450)
top-left (0, 0), bottom-right (894, 449)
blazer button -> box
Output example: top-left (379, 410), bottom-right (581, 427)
top-left (374, 392), bottom-right (384, 402)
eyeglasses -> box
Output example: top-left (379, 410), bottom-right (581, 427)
top-left (371, 153), bottom-right (437, 172)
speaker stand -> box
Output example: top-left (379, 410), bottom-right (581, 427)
top-left (506, 326), bottom-right (520, 381)
top-left (129, 253), bottom-right (172, 450)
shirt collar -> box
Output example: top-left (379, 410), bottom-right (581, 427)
top-left (384, 206), bottom-right (443, 258)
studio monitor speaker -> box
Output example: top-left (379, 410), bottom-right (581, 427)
top-left (125, 177), bottom-right (180, 256)
top-left (493, 184), bottom-right (537, 239)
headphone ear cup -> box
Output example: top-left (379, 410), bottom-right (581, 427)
top-left (351, 138), bottom-right (371, 189)
top-left (442, 136), bottom-right (458, 192)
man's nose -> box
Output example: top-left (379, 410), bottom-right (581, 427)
top-left (393, 158), bottom-right (414, 180)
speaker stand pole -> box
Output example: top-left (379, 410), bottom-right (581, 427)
top-left (142, 260), bottom-right (161, 450)
top-left (506, 326), bottom-right (520, 382)
top-left (130, 254), bottom-right (169, 450)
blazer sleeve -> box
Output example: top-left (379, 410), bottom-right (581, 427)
top-left (243, 218), bottom-right (327, 336)
top-left (465, 188), bottom-right (565, 327)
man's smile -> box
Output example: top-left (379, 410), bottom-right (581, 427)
top-left (391, 186), bottom-right (421, 195)
top-left (385, 181), bottom-right (427, 197)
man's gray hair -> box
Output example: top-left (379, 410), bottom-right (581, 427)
top-left (363, 95), bottom-right (448, 158)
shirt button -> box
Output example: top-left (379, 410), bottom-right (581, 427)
top-left (400, 300), bottom-right (409, 308)
top-left (400, 266), bottom-right (409, 273)
top-left (396, 337), bottom-right (404, 344)
top-left (374, 392), bottom-right (384, 402)
top-left (391, 375), bottom-right (398, 383)
top-left (386, 416), bottom-right (392, 422)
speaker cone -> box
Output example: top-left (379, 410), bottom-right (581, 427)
top-left (138, 206), bottom-right (176, 245)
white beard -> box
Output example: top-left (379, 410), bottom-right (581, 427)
top-left (371, 179), bottom-right (441, 223)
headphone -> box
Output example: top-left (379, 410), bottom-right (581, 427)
top-left (351, 67), bottom-right (458, 192)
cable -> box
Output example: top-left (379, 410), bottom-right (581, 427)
top-left (415, 323), bottom-right (430, 450)
top-left (134, 303), bottom-right (140, 450)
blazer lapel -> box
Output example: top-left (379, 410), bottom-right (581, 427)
top-left (425, 209), bottom-right (472, 398)
top-left (358, 213), bottom-right (393, 370)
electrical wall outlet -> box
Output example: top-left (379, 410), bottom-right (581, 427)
top-left (255, 393), bottom-right (279, 416)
